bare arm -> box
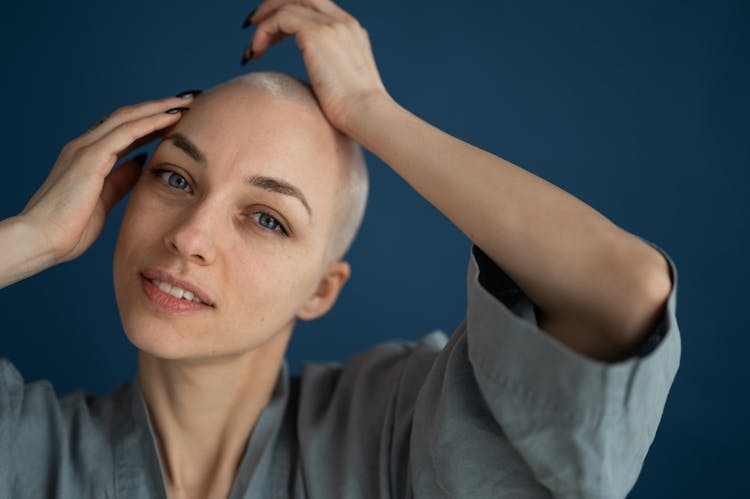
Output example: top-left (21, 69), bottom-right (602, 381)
top-left (0, 216), bottom-right (58, 289)
top-left (247, 0), bottom-right (672, 363)
top-left (341, 95), bottom-right (672, 362)
top-left (0, 95), bottom-right (195, 290)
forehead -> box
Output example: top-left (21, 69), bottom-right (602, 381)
top-left (163, 85), bottom-right (348, 216)
top-left (173, 85), bottom-right (340, 166)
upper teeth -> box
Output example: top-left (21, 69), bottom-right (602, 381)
top-left (151, 279), bottom-right (204, 304)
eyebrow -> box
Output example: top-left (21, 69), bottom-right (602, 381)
top-left (165, 133), bottom-right (206, 165)
top-left (163, 133), bottom-right (312, 218)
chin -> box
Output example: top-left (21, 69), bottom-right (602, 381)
top-left (122, 317), bottom-right (202, 360)
top-left (114, 270), bottom-right (211, 360)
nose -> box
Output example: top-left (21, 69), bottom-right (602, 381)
top-left (163, 202), bottom-right (220, 265)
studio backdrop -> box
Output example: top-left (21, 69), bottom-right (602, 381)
top-left (1, 0), bottom-right (747, 497)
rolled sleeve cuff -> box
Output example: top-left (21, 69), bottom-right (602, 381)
top-left (465, 241), bottom-right (681, 419)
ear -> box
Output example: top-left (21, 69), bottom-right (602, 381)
top-left (296, 260), bottom-right (351, 321)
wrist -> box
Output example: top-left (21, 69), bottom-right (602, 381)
top-left (0, 215), bottom-right (60, 288)
top-left (337, 90), bottom-right (399, 139)
top-left (11, 214), bottom-right (61, 266)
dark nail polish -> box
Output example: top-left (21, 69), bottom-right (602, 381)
top-left (241, 49), bottom-right (254, 66)
top-left (133, 153), bottom-right (148, 166)
top-left (242, 7), bottom-right (257, 28)
top-left (175, 89), bottom-right (203, 98)
top-left (165, 107), bottom-right (190, 114)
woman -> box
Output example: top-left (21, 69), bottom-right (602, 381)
top-left (0, 0), bottom-right (680, 498)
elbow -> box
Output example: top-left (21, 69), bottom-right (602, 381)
top-left (611, 249), bottom-right (673, 353)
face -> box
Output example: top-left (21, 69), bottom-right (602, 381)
top-left (113, 83), bottom-right (351, 361)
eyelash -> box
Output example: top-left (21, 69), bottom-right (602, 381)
top-left (150, 167), bottom-right (193, 193)
top-left (148, 168), bottom-right (289, 236)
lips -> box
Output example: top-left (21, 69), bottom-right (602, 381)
top-left (140, 268), bottom-right (215, 307)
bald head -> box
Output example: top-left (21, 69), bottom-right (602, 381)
top-left (202, 71), bottom-right (368, 264)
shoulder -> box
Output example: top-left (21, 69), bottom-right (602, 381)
top-left (289, 333), bottom-right (449, 496)
top-left (297, 331), bottom-right (449, 408)
top-left (293, 332), bottom-right (450, 439)
top-left (0, 358), bottom-right (130, 496)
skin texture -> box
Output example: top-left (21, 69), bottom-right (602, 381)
top-left (114, 81), bottom-right (353, 362)
top-left (112, 81), bottom-right (355, 497)
top-left (0, 0), bottom-right (673, 497)
top-left (220, 72), bottom-right (369, 265)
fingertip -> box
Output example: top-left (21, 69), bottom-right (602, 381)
top-left (241, 47), bottom-right (255, 66)
top-left (165, 106), bottom-right (190, 115)
top-left (242, 7), bottom-right (258, 29)
top-left (175, 89), bottom-right (203, 99)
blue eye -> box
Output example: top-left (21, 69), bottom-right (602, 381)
top-left (250, 212), bottom-right (287, 235)
top-left (150, 168), bottom-right (192, 193)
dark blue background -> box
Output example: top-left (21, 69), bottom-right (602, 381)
top-left (1, 0), bottom-right (747, 496)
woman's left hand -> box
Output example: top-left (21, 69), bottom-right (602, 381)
top-left (242, 0), bottom-right (390, 132)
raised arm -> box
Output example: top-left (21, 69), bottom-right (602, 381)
top-left (340, 97), bottom-right (673, 363)
top-left (245, 0), bottom-right (672, 363)
top-left (0, 95), bottom-right (196, 290)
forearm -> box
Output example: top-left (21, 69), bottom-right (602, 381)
top-left (0, 215), bottom-right (58, 289)
top-left (343, 95), bottom-right (670, 346)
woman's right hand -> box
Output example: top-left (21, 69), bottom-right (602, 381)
top-left (18, 95), bottom-right (194, 265)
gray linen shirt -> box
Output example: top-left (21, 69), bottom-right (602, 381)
top-left (0, 242), bottom-right (681, 498)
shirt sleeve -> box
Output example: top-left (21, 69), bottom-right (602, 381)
top-left (0, 358), bottom-right (23, 497)
top-left (0, 359), bottom-right (117, 498)
top-left (407, 240), bottom-right (681, 499)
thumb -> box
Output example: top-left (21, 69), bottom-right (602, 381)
top-left (101, 153), bottom-right (147, 215)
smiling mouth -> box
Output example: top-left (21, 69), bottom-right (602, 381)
top-left (139, 268), bottom-right (215, 307)
top-left (147, 277), bottom-right (206, 304)
top-left (140, 275), bottom-right (214, 314)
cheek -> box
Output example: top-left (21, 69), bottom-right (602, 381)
top-left (225, 253), bottom-right (318, 324)
top-left (113, 192), bottom-right (168, 292)
top-left (118, 182), bottom-right (181, 246)
top-left (116, 198), bottom-right (151, 255)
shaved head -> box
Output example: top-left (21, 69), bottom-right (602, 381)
top-left (208, 71), bottom-right (369, 263)
top-left (116, 71), bottom-right (369, 362)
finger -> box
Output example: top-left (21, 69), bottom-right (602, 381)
top-left (100, 155), bottom-right (145, 214)
top-left (125, 123), bottom-right (178, 156)
top-left (78, 95), bottom-right (194, 147)
top-left (251, 4), bottom-right (329, 59)
top-left (80, 110), bottom-right (186, 178)
top-left (46, 110), bottom-right (180, 195)
top-left (82, 96), bottom-right (190, 144)
top-left (244, 30), bottom-right (286, 62)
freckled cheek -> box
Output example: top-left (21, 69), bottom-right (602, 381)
top-left (230, 257), bottom-right (314, 311)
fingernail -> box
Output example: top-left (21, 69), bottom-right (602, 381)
top-left (242, 7), bottom-right (257, 29)
top-left (175, 89), bottom-right (203, 98)
top-left (241, 49), bottom-right (254, 66)
top-left (165, 107), bottom-right (190, 114)
top-left (134, 153), bottom-right (148, 166)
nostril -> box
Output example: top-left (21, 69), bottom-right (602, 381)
top-left (163, 216), bottom-right (217, 265)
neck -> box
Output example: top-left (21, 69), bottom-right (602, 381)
top-left (137, 326), bottom-right (292, 497)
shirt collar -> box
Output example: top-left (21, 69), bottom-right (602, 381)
top-left (112, 361), bottom-right (292, 498)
